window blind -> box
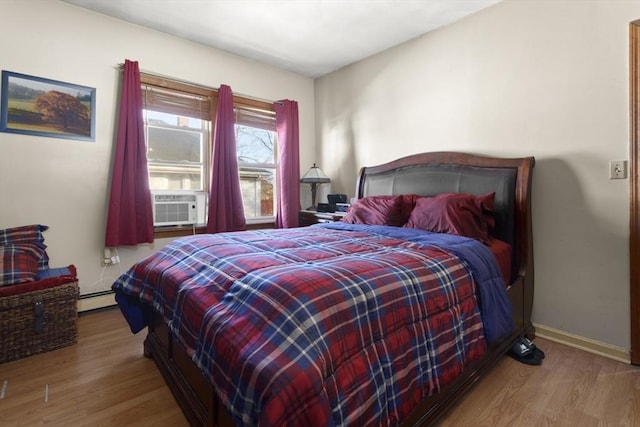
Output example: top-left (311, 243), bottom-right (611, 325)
top-left (142, 84), bottom-right (211, 121)
top-left (234, 105), bottom-right (276, 131)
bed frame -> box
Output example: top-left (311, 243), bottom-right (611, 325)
top-left (143, 151), bottom-right (535, 426)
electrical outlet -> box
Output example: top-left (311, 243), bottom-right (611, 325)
top-left (104, 248), bottom-right (116, 265)
top-left (609, 160), bottom-right (627, 179)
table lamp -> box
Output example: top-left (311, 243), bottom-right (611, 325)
top-left (300, 163), bottom-right (330, 210)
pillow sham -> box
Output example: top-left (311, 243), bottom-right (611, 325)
top-left (404, 192), bottom-right (495, 244)
top-left (0, 244), bottom-right (42, 286)
top-left (0, 224), bottom-right (49, 269)
top-left (0, 224), bottom-right (48, 245)
top-left (342, 195), bottom-right (407, 226)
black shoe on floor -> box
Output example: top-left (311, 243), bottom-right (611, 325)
top-left (522, 337), bottom-right (545, 359)
top-left (508, 337), bottom-right (543, 365)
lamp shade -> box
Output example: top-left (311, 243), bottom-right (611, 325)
top-left (300, 163), bottom-right (330, 183)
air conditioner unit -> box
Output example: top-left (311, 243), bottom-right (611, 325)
top-left (152, 192), bottom-right (198, 226)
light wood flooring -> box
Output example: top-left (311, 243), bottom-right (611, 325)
top-left (0, 308), bottom-right (638, 426)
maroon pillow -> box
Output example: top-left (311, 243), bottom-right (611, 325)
top-left (400, 194), bottom-right (419, 223)
top-left (342, 195), bottom-right (406, 226)
top-left (404, 192), bottom-right (494, 244)
top-left (477, 192), bottom-right (496, 236)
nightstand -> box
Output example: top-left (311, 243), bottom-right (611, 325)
top-left (299, 210), bottom-right (345, 226)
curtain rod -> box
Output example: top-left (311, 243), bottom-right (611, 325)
top-left (116, 62), bottom-right (283, 106)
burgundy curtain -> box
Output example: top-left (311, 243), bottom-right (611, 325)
top-left (206, 84), bottom-right (246, 233)
top-left (105, 59), bottom-right (154, 246)
top-left (274, 100), bottom-right (300, 228)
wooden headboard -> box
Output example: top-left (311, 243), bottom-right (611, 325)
top-left (356, 152), bottom-right (535, 292)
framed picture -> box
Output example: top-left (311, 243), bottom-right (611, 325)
top-left (0, 71), bottom-right (95, 142)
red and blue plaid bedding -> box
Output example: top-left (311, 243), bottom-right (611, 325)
top-left (113, 223), bottom-right (512, 426)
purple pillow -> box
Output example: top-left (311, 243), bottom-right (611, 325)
top-left (343, 195), bottom-right (406, 226)
top-left (405, 193), bottom-right (494, 244)
top-left (473, 192), bottom-right (496, 237)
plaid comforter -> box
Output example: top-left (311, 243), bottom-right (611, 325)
top-left (113, 223), bottom-right (512, 426)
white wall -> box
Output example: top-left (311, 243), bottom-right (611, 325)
top-left (315, 0), bottom-right (638, 349)
top-left (0, 0), bottom-right (315, 295)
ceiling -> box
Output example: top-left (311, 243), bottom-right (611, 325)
top-left (61, 0), bottom-right (502, 78)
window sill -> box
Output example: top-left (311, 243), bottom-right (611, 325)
top-left (153, 221), bottom-right (275, 239)
top-left (245, 214), bottom-right (276, 223)
top-left (153, 225), bottom-right (207, 239)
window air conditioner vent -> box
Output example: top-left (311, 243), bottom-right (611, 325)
top-left (152, 192), bottom-right (198, 226)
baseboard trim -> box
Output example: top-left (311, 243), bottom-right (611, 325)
top-left (78, 291), bottom-right (116, 313)
top-left (533, 323), bottom-right (630, 364)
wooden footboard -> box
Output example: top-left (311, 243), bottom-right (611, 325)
top-left (145, 311), bottom-right (234, 427)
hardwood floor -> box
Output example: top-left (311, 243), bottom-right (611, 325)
top-left (437, 341), bottom-right (640, 427)
top-left (0, 308), bottom-right (188, 426)
top-left (1, 308), bottom-right (638, 426)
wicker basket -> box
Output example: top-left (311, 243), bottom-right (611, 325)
top-left (0, 282), bottom-right (79, 364)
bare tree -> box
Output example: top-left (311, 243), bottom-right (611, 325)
top-left (236, 125), bottom-right (274, 164)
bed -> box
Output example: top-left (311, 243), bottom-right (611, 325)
top-left (113, 151), bottom-right (535, 426)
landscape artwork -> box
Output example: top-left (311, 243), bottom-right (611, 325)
top-left (0, 71), bottom-right (95, 141)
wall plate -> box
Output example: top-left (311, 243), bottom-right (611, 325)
top-left (609, 160), bottom-right (627, 179)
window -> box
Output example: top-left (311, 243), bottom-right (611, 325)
top-left (141, 77), bottom-right (212, 193)
top-left (140, 74), bottom-right (277, 226)
top-left (146, 111), bottom-right (207, 191)
top-left (235, 104), bottom-right (277, 221)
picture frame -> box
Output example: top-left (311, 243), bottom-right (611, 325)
top-left (0, 71), bottom-right (95, 142)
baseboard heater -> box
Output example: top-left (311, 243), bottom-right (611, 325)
top-left (78, 290), bottom-right (116, 313)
